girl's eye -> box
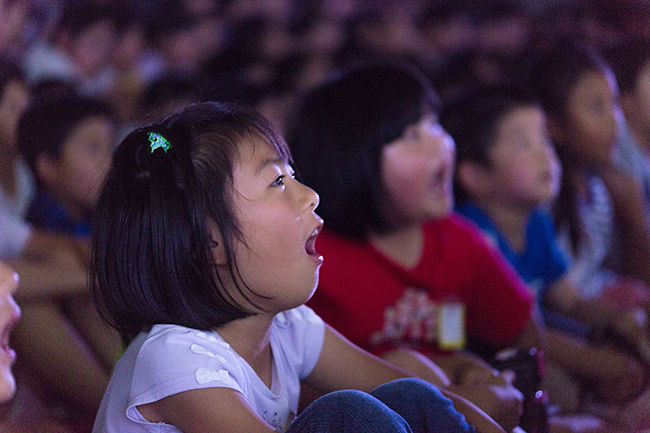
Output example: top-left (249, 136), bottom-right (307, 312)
top-left (271, 175), bottom-right (285, 186)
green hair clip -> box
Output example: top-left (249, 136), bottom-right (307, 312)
top-left (149, 132), bottom-right (171, 153)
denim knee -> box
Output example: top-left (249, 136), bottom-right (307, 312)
top-left (289, 389), bottom-right (412, 433)
top-left (371, 378), bottom-right (476, 433)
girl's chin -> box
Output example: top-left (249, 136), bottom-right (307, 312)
top-left (426, 201), bottom-right (454, 220)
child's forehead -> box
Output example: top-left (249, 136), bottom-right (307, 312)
top-left (495, 105), bottom-right (544, 134)
top-left (234, 135), bottom-right (289, 169)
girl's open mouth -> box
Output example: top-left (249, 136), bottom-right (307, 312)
top-left (305, 227), bottom-right (324, 263)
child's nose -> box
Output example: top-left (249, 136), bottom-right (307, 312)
top-left (300, 182), bottom-right (320, 211)
top-left (429, 129), bottom-right (455, 162)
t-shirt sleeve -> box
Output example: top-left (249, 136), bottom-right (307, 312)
top-left (0, 209), bottom-right (31, 259)
top-left (538, 212), bottom-right (569, 285)
top-left (456, 220), bottom-right (534, 347)
top-left (126, 326), bottom-right (246, 420)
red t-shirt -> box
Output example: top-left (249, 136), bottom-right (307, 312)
top-left (308, 214), bottom-right (534, 356)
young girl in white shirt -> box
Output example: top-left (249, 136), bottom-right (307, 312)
top-left (90, 101), bottom-right (502, 432)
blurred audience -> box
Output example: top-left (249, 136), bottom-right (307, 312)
top-left (1, 0), bottom-right (650, 432)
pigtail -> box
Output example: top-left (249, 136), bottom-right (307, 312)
top-left (91, 124), bottom-right (199, 341)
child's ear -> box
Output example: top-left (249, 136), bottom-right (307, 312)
top-left (457, 161), bottom-right (492, 197)
top-left (207, 226), bottom-right (227, 265)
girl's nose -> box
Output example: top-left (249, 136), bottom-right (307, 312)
top-left (300, 182), bottom-right (320, 211)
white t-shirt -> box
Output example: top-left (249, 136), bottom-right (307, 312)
top-left (557, 173), bottom-right (617, 298)
top-left (93, 305), bottom-right (325, 433)
top-left (0, 160), bottom-right (34, 259)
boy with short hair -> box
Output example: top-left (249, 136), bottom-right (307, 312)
top-left (19, 94), bottom-right (115, 236)
top-left (10, 93), bottom-right (121, 423)
top-left (445, 86), bottom-right (650, 428)
top-left (23, 3), bottom-right (120, 97)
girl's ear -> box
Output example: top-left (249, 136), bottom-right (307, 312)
top-left (207, 225), bottom-right (227, 265)
top-left (457, 161), bottom-right (492, 198)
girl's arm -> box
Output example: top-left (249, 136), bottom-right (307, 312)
top-left (601, 168), bottom-right (650, 286)
top-left (137, 387), bottom-right (277, 433)
top-left (546, 276), bottom-right (650, 362)
top-left (9, 247), bottom-right (88, 301)
top-left (303, 324), bottom-right (506, 433)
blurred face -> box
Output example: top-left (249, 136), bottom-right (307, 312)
top-left (44, 117), bottom-right (115, 218)
top-left (560, 70), bottom-right (620, 168)
top-left (380, 115), bottom-right (456, 226)
top-left (0, 80), bottom-right (29, 153)
top-left (485, 106), bottom-right (561, 208)
top-left (0, 263), bottom-right (20, 403)
top-left (228, 139), bottom-right (324, 313)
top-left (69, 21), bottom-right (117, 77)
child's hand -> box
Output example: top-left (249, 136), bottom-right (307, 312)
top-left (448, 356), bottom-right (523, 432)
top-left (609, 308), bottom-right (650, 365)
top-left (448, 374), bottom-right (523, 433)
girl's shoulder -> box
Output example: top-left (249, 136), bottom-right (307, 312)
top-left (270, 306), bottom-right (325, 359)
top-left (272, 305), bottom-right (323, 329)
top-left (138, 324), bottom-right (238, 360)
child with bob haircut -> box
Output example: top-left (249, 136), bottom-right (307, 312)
top-left (448, 85), bottom-right (650, 429)
top-left (90, 101), bottom-right (502, 433)
top-left (287, 63), bottom-right (543, 433)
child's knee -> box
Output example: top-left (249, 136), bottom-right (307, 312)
top-left (296, 390), bottom-right (409, 431)
top-left (372, 377), bottom-right (444, 401)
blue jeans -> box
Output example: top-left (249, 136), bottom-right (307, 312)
top-left (287, 378), bottom-right (477, 433)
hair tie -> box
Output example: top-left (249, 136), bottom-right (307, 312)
top-left (149, 132), bottom-right (171, 153)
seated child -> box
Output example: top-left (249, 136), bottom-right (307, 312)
top-left (528, 40), bottom-right (650, 306)
top-left (0, 58), bottom-right (82, 265)
top-left (0, 58), bottom-right (32, 260)
top-left (447, 85), bottom-right (650, 430)
top-left (10, 94), bottom-right (122, 419)
top-left (22, 3), bottom-right (120, 97)
top-left (287, 63), bottom-right (541, 433)
top-left (90, 101), bottom-right (502, 432)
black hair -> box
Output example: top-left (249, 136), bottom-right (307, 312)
top-left (90, 102), bottom-right (290, 343)
top-left (441, 85), bottom-right (539, 204)
top-left (526, 39), bottom-right (610, 252)
top-left (140, 73), bottom-right (200, 118)
top-left (287, 63), bottom-right (439, 240)
top-left (527, 39), bottom-right (609, 122)
top-left (17, 94), bottom-right (114, 186)
top-left (607, 36), bottom-right (650, 96)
